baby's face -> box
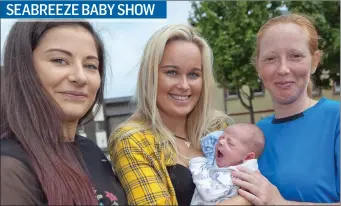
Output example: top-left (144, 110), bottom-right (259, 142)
top-left (215, 126), bottom-right (250, 167)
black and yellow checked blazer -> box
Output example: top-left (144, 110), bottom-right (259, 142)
top-left (109, 118), bottom-right (229, 205)
top-left (109, 123), bottom-right (178, 205)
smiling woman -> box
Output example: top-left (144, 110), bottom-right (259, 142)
top-left (231, 14), bottom-right (340, 205)
top-left (0, 21), bottom-right (127, 205)
top-left (32, 25), bottom-right (101, 129)
top-left (157, 40), bottom-right (203, 122)
top-left (108, 24), bottom-right (247, 206)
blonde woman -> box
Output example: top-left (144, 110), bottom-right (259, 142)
top-left (109, 24), bottom-right (250, 205)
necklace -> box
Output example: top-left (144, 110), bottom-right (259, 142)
top-left (174, 135), bottom-right (191, 148)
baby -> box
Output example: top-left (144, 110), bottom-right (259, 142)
top-left (189, 123), bottom-right (265, 205)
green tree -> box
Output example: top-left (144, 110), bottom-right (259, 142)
top-left (189, 1), bottom-right (282, 123)
top-left (285, 1), bottom-right (340, 88)
top-left (189, 1), bottom-right (340, 123)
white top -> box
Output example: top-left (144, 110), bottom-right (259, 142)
top-left (189, 157), bottom-right (258, 205)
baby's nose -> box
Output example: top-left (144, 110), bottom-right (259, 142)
top-left (217, 136), bottom-right (224, 145)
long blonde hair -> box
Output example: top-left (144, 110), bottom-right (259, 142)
top-left (110, 24), bottom-right (233, 156)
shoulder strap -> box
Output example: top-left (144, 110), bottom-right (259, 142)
top-left (1, 137), bottom-right (48, 203)
top-left (1, 138), bottom-right (33, 170)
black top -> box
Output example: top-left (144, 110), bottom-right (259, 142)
top-left (1, 135), bottom-right (127, 205)
top-left (272, 112), bottom-right (304, 124)
top-left (167, 164), bottom-right (195, 206)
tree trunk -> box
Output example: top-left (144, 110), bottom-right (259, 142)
top-left (249, 105), bottom-right (255, 124)
top-left (237, 87), bottom-right (255, 123)
top-left (249, 87), bottom-right (255, 124)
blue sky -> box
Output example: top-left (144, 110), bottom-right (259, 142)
top-left (0, 1), bottom-right (192, 99)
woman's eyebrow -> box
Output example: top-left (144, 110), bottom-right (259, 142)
top-left (44, 48), bottom-right (72, 56)
top-left (160, 65), bottom-right (179, 69)
top-left (44, 48), bottom-right (99, 61)
top-left (86, 56), bottom-right (99, 61)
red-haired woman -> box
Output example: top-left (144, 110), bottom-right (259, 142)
top-left (232, 14), bottom-right (340, 205)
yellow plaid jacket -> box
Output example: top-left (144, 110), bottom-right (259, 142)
top-left (109, 124), bottom-right (178, 205)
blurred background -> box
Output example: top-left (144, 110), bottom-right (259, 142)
top-left (1, 1), bottom-right (340, 158)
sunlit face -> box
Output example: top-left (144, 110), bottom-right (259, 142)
top-left (157, 40), bottom-right (203, 119)
top-left (215, 125), bottom-right (251, 168)
top-left (257, 23), bottom-right (318, 105)
top-left (33, 25), bottom-right (101, 124)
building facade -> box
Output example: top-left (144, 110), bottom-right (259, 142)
top-left (79, 80), bottom-right (340, 157)
top-left (224, 80), bottom-right (340, 123)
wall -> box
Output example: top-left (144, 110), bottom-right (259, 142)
top-left (225, 85), bottom-right (340, 123)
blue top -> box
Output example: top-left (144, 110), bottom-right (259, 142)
top-left (257, 97), bottom-right (340, 203)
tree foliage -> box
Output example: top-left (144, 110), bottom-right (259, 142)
top-left (189, 1), bottom-right (282, 123)
top-left (285, 1), bottom-right (340, 88)
top-left (190, 1), bottom-right (282, 90)
top-left (189, 1), bottom-right (340, 123)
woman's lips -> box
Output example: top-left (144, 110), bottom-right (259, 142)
top-left (275, 81), bottom-right (294, 89)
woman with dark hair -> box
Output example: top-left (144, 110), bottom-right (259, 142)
top-left (0, 21), bottom-right (127, 205)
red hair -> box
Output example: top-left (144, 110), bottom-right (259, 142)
top-left (253, 14), bottom-right (322, 97)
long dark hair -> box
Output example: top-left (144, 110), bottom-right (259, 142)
top-left (1, 21), bottom-right (105, 205)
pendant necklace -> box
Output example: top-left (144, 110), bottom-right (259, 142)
top-left (174, 135), bottom-right (191, 148)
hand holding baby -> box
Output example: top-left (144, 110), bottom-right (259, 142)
top-left (232, 166), bottom-right (287, 205)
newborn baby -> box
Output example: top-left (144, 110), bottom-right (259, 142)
top-left (189, 123), bottom-right (265, 205)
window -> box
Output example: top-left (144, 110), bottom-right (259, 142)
top-left (333, 80), bottom-right (340, 94)
top-left (225, 87), bottom-right (238, 99)
top-left (253, 82), bottom-right (265, 96)
top-left (224, 82), bottom-right (264, 99)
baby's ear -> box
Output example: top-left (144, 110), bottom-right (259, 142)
top-left (243, 152), bottom-right (255, 161)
